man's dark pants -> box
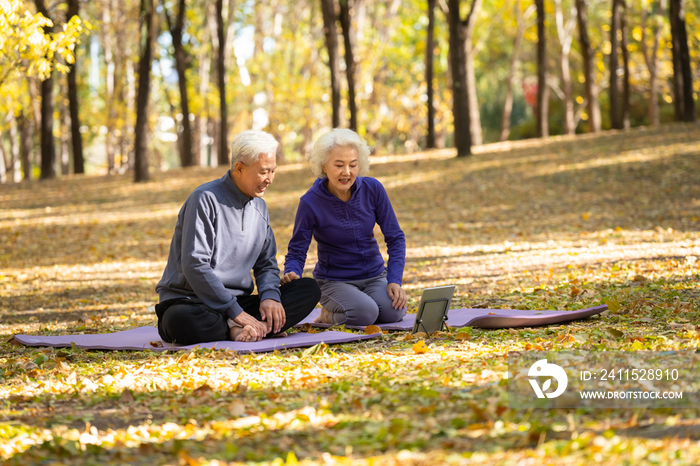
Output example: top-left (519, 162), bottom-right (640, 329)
top-left (155, 278), bottom-right (321, 345)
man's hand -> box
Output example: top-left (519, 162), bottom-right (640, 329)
top-left (260, 299), bottom-right (286, 334)
top-left (387, 283), bottom-right (407, 310)
top-left (280, 271), bottom-right (299, 284)
top-left (233, 311), bottom-right (267, 341)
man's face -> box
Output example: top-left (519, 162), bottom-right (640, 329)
top-left (232, 152), bottom-right (277, 198)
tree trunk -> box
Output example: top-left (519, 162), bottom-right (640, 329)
top-left (320, 0), bottom-right (341, 128)
top-left (554, 0), bottom-right (576, 135)
top-left (669, 0), bottom-right (696, 122)
top-left (447, 0), bottom-right (472, 156)
top-left (575, 0), bottom-right (600, 132)
top-left (134, 0), bottom-right (156, 182)
top-left (426, 0), bottom-right (436, 148)
top-left (620, 0), bottom-right (630, 128)
top-left (465, 41), bottom-right (482, 145)
top-left (0, 133), bottom-right (6, 184)
top-left (194, 15), bottom-right (212, 167)
top-left (339, 0), bottom-right (358, 131)
top-left (166, 0), bottom-right (195, 167)
top-left (669, 2), bottom-right (683, 119)
top-left (224, 0), bottom-right (237, 72)
top-left (59, 100), bottom-right (70, 176)
top-left (8, 112), bottom-right (22, 182)
top-left (26, 76), bottom-right (42, 138)
top-left (66, 0), bottom-right (84, 174)
top-left (215, 0), bottom-right (229, 165)
top-left (609, 0), bottom-right (621, 129)
top-left (208, 118), bottom-right (218, 167)
top-left (535, 0), bottom-right (548, 138)
top-left (120, 0), bottom-right (136, 172)
top-left (501, 0), bottom-right (527, 141)
top-left (34, 0), bottom-right (56, 180)
top-left (254, 1), bottom-right (264, 56)
top-left (39, 75), bottom-right (56, 180)
top-left (641, 0), bottom-right (664, 126)
top-left (102, 0), bottom-right (117, 173)
top-left (462, 0), bottom-right (483, 146)
top-left (17, 112), bottom-right (31, 181)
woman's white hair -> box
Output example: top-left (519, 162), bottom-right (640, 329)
top-left (230, 130), bottom-right (279, 167)
top-left (309, 128), bottom-right (371, 178)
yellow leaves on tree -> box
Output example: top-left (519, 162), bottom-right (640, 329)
top-left (0, 0), bottom-right (90, 89)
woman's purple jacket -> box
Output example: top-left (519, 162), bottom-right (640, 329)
top-left (284, 176), bottom-right (405, 285)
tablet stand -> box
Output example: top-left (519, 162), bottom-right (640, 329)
top-left (413, 297), bottom-right (450, 334)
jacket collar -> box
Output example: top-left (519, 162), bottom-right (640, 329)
top-left (222, 170), bottom-right (253, 205)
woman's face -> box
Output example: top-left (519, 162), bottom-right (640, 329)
top-left (322, 145), bottom-right (359, 200)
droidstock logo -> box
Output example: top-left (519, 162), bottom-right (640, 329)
top-left (528, 359), bottom-right (568, 398)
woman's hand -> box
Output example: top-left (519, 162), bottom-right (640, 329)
top-left (280, 271), bottom-right (299, 284)
top-left (387, 283), bottom-right (407, 310)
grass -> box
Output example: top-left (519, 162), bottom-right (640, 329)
top-left (1, 122), bottom-right (700, 465)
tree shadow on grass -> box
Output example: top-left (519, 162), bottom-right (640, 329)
top-left (0, 280), bottom-right (156, 326)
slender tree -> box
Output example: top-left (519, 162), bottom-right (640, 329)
top-left (465, 0), bottom-right (483, 146)
top-left (194, 9), bottom-right (212, 166)
top-left (215, 0), bottom-right (229, 165)
top-left (339, 0), bottom-right (360, 131)
top-left (535, 0), bottom-right (548, 138)
top-left (34, 0), bottom-right (56, 180)
top-left (320, 0), bottom-right (341, 128)
top-left (669, 0), bottom-right (696, 122)
top-left (609, 0), bottom-right (622, 129)
top-left (501, 1), bottom-right (532, 141)
top-left (17, 112), bottom-right (31, 181)
top-left (447, 0), bottom-right (477, 156)
top-left (101, 0), bottom-right (117, 173)
top-left (59, 98), bottom-right (70, 175)
top-left (164, 0), bottom-right (195, 167)
top-left (134, 0), bottom-right (156, 182)
top-left (66, 0), bottom-right (84, 174)
top-left (575, 0), bottom-right (601, 132)
top-left (554, 0), bottom-right (576, 135)
top-left (0, 133), bottom-right (6, 183)
top-left (641, 0), bottom-right (665, 126)
top-left (620, 0), bottom-right (630, 128)
top-left (5, 111), bottom-right (22, 182)
top-left (426, 0), bottom-right (436, 148)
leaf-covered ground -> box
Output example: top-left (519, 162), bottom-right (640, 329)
top-left (1, 123), bottom-right (700, 465)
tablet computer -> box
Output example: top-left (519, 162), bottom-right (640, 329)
top-left (412, 285), bottom-right (455, 334)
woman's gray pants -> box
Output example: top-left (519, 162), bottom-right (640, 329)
top-left (316, 272), bottom-right (407, 326)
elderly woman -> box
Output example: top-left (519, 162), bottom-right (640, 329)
top-left (282, 128), bottom-right (407, 326)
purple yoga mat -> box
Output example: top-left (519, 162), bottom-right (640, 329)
top-left (13, 327), bottom-right (381, 353)
top-left (296, 305), bottom-right (608, 330)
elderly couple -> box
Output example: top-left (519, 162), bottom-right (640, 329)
top-left (154, 129), bottom-right (408, 344)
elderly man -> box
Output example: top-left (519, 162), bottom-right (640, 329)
top-left (155, 130), bottom-right (320, 344)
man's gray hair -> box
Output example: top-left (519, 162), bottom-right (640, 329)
top-left (230, 130), bottom-right (279, 167)
top-left (309, 128), bottom-right (371, 178)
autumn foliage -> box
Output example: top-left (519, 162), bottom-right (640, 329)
top-left (1, 123), bottom-right (700, 464)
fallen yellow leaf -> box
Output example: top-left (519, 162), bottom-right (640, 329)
top-left (412, 340), bottom-right (430, 354)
